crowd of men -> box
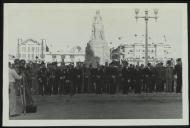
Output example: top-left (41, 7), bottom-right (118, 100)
top-left (10, 58), bottom-right (182, 97)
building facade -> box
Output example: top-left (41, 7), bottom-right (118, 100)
top-left (111, 42), bottom-right (173, 65)
top-left (45, 46), bottom-right (85, 66)
top-left (17, 38), bottom-right (47, 62)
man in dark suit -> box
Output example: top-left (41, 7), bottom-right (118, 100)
top-left (174, 58), bottom-right (182, 93)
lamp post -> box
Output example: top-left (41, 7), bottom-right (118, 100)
top-left (135, 8), bottom-right (158, 66)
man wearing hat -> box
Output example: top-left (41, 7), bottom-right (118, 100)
top-left (174, 58), bottom-right (182, 93)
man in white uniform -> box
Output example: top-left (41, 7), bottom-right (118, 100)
top-left (9, 62), bottom-right (22, 117)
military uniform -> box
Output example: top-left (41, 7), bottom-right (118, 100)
top-left (156, 64), bottom-right (165, 92)
top-left (174, 62), bottom-right (182, 93)
top-left (74, 67), bottom-right (83, 93)
top-left (65, 67), bottom-right (74, 95)
top-left (150, 67), bottom-right (157, 92)
top-left (109, 66), bottom-right (117, 94)
top-left (134, 67), bottom-right (142, 94)
top-left (25, 65), bottom-right (33, 92)
top-left (144, 66), bottom-right (152, 93)
top-left (104, 66), bottom-right (110, 94)
top-left (47, 67), bottom-right (55, 95)
top-left (101, 66), bottom-right (107, 93)
top-left (83, 67), bottom-right (91, 93)
top-left (88, 66), bottom-right (94, 93)
top-left (94, 67), bottom-right (103, 94)
top-left (58, 66), bottom-right (66, 95)
top-left (122, 66), bottom-right (130, 94)
top-left (90, 67), bottom-right (96, 93)
top-left (117, 67), bottom-right (123, 93)
top-left (128, 65), bottom-right (135, 92)
top-left (37, 65), bottom-right (47, 96)
top-left (53, 67), bottom-right (60, 95)
top-left (165, 64), bottom-right (174, 92)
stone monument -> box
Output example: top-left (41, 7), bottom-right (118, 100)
top-left (85, 10), bottom-right (110, 67)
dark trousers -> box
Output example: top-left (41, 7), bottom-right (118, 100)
top-left (144, 78), bottom-right (150, 93)
top-left (105, 81), bottom-right (110, 94)
top-left (110, 78), bottom-right (116, 94)
top-left (134, 79), bottom-right (141, 94)
top-left (46, 79), bottom-right (52, 95)
top-left (172, 80), bottom-right (174, 92)
top-left (142, 78), bottom-right (146, 92)
top-left (24, 85), bottom-right (34, 105)
top-left (102, 79), bottom-right (107, 93)
top-left (63, 80), bottom-right (69, 94)
top-left (84, 77), bottom-right (89, 93)
top-left (160, 80), bottom-right (165, 92)
top-left (59, 79), bottom-right (65, 95)
top-left (76, 78), bottom-right (82, 93)
top-left (49, 78), bottom-right (55, 95)
top-left (151, 77), bottom-right (156, 92)
top-left (130, 78), bottom-right (134, 91)
top-left (123, 79), bottom-right (129, 94)
top-left (69, 82), bottom-right (74, 95)
top-left (176, 78), bottom-right (182, 93)
top-left (148, 78), bottom-right (153, 93)
top-left (95, 78), bottom-right (102, 94)
top-left (52, 78), bottom-right (59, 95)
top-left (38, 78), bottom-right (46, 96)
top-left (88, 79), bottom-right (94, 93)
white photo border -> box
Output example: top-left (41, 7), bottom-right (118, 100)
top-left (3, 3), bottom-right (189, 126)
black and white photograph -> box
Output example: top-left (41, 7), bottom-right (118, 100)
top-left (3, 3), bottom-right (189, 126)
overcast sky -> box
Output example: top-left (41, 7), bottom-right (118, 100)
top-left (4, 3), bottom-right (187, 58)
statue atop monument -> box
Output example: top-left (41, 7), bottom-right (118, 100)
top-left (85, 10), bottom-right (110, 67)
top-left (91, 10), bottom-right (105, 40)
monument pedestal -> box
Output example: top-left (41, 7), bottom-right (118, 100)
top-left (85, 10), bottom-right (110, 67)
top-left (85, 40), bottom-right (110, 67)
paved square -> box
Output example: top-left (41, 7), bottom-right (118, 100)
top-left (10, 93), bottom-right (182, 119)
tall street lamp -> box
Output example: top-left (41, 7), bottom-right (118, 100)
top-left (135, 8), bottom-right (158, 66)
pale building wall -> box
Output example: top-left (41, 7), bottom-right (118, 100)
top-left (45, 53), bottom-right (85, 65)
top-left (116, 42), bottom-right (173, 65)
top-left (17, 39), bottom-right (47, 62)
